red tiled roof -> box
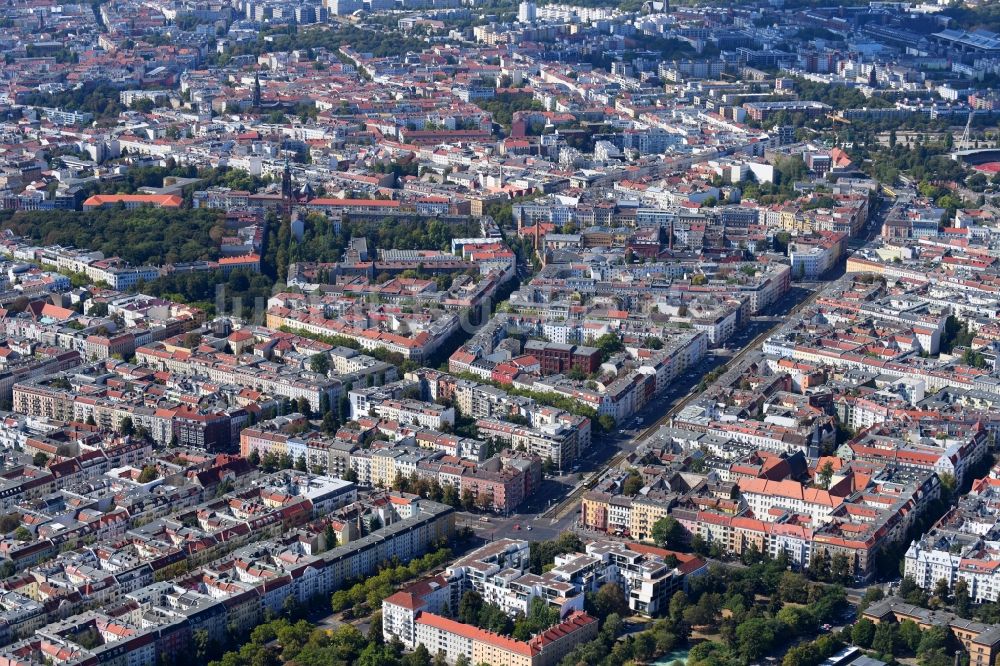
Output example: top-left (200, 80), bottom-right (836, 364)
top-left (415, 612), bottom-right (536, 656)
top-left (384, 591), bottom-right (425, 611)
top-left (83, 194), bottom-right (182, 207)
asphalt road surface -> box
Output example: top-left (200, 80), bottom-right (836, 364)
top-left (472, 195), bottom-right (893, 544)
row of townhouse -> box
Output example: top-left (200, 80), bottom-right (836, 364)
top-left (0, 466), bottom-right (310, 638)
top-left (581, 492), bottom-right (675, 543)
top-left (0, 301), bottom-right (194, 360)
top-left (367, 399), bottom-right (456, 431)
top-left (12, 381), bottom-right (248, 451)
top-left (134, 342), bottom-right (340, 413)
top-left (266, 304), bottom-right (457, 363)
top-left (523, 331), bottom-right (708, 424)
top-left (400, 608), bottom-right (596, 666)
top-left (842, 425), bottom-right (991, 492)
top-left (0, 352), bottom-right (83, 405)
top-left (27, 244), bottom-right (162, 292)
top-left (239, 418), bottom-right (542, 514)
top-left (475, 417), bottom-right (585, 472)
top-left (905, 464), bottom-right (1000, 602)
top-left (449, 313), bottom-right (708, 421)
top-left (583, 468), bottom-right (941, 581)
top-left (0, 497), bottom-right (455, 664)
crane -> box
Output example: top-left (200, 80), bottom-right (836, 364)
top-left (960, 109), bottom-right (975, 149)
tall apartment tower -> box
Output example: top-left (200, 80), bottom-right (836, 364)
top-left (518, 0), bottom-right (536, 23)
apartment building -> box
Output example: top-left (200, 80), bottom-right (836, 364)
top-left (864, 598), bottom-right (1000, 666)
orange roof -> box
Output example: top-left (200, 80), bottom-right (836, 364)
top-left (529, 611), bottom-right (597, 648)
top-left (415, 613), bottom-right (536, 656)
top-left (219, 254), bottom-right (261, 265)
top-left (40, 303), bottom-right (75, 320)
top-left (83, 194), bottom-right (182, 207)
top-left (738, 478), bottom-right (843, 507)
top-left (384, 591), bottom-right (425, 611)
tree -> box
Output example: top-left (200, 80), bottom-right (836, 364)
top-left (120, 416), bottom-right (134, 436)
top-left (669, 590), bottom-right (689, 621)
top-left (860, 586), bottom-right (884, 612)
top-left (899, 576), bottom-right (920, 599)
top-left (13, 527), bottom-right (31, 542)
top-left (193, 629), bottom-right (211, 661)
top-left (590, 582), bottom-right (628, 619)
top-left (32, 452), bottom-right (48, 467)
top-left (651, 516), bottom-right (684, 549)
top-left (817, 460), bottom-right (835, 489)
top-left (477, 602), bottom-right (512, 635)
top-left (690, 533), bottom-right (708, 556)
top-left (295, 455), bottom-right (308, 472)
top-left (458, 590), bottom-right (483, 626)
top-left (368, 610), bottom-right (383, 645)
top-left (955, 579), bottom-right (971, 617)
top-left (917, 625), bottom-right (949, 656)
top-left (777, 606), bottom-right (813, 636)
top-left (683, 593), bottom-right (719, 628)
top-left (296, 396), bottom-right (312, 418)
top-left (899, 619), bottom-right (923, 653)
top-left (633, 631), bottom-right (656, 661)
top-left (138, 465), bottom-right (159, 483)
top-left (644, 336), bottom-right (664, 350)
top-left (461, 489), bottom-right (475, 511)
top-left (282, 594), bottom-right (302, 619)
top-left (594, 333), bottom-right (623, 361)
top-left (323, 523), bottom-right (337, 552)
top-left (779, 571), bottom-right (810, 604)
top-left (248, 450), bottom-right (260, 466)
top-left (184, 331), bottom-right (203, 348)
top-left (215, 479), bottom-right (234, 498)
top-left (322, 411), bottom-right (338, 434)
top-left (442, 483), bottom-right (459, 507)
top-left (933, 577), bottom-right (951, 604)
top-left (513, 596), bottom-right (560, 640)
top-left (310, 353), bottom-right (330, 375)
top-left (622, 469), bottom-right (643, 496)
top-left (737, 617), bottom-right (776, 662)
top-left (871, 621), bottom-right (898, 657)
top-left (831, 552), bottom-right (851, 584)
top-left (809, 550), bottom-right (831, 581)
top-left (0, 514), bottom-right (20, 533)
top-left (407, 644), bottom-right (431, 666)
